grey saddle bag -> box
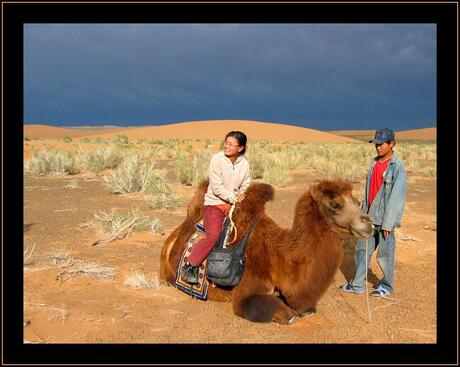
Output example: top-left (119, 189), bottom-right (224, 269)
top-left (205, 218), bottom-right (258, 287)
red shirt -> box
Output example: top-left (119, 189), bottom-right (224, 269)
top-left (369, 159), bottom-right (391, 206)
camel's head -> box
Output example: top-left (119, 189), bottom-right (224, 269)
top-left (310, 179), bottom-right (374, 238)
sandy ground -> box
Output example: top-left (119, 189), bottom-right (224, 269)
top-left (22, 122), bottom-right (438, 347)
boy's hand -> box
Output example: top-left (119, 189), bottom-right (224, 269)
top-left (237, 194), bottom-right (246, 203)
top-left (382, 230), bottom-right (391, 239)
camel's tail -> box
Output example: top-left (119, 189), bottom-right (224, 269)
top-left (237, 294), bottom-right (279, 323)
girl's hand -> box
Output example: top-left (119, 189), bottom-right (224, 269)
top-left (237, 194), bottom-right (246, 203)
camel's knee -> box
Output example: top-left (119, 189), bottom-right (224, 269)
top-left (271, 301), bottom-right (297, 324)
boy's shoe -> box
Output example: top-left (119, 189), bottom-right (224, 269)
top-left (181, 263), bottom-right (199, 285)
top-left (370, 284), bottom-right (392, 297)
top-left (339, 283), bottom-right (365, 294)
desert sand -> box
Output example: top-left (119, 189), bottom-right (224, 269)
top-left (23, 124), bottom-right (130, 139)
top-left (24, 120), bottom-right (357, 142)
top-left (25, 120), bottom-right (436, 142)
top-left (23, 120), bottom-right (437, 349)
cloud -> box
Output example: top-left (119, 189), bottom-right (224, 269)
top-left (24, 24), bottom-right (436, 129)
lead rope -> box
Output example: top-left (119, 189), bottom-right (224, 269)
top-left (365, 237), bottom-right (372, 323)
top-left (224, 202), bottom-right (238, 248)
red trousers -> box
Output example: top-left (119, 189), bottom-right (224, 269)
top-left (187, 205), bottom-right (226, 266)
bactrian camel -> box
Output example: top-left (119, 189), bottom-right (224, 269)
top-left (160, 179), bottom-right (373, 324)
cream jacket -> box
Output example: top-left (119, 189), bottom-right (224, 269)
top-left (204, 151), bottom-right (251, 206)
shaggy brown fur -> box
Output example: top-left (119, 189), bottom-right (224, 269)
top-left (160, 179), bottom-right (373, 324)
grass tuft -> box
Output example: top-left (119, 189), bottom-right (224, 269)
top-left (92, 208), bottom-right (163, 244)
top-left (124, 270), bottom-right (163, 289)
top-left (175, 151), bottom-right (211, 186)
top-left (149, 193), bottom-right (185, 211)
top-left (24, 243), bottom-right (36, 266)
top-left (77, 144), bottom-right (123, 173)
top-left (25, 146), bottom-right (80, 176)
top-left (103, 155), bottom-right (171, 195)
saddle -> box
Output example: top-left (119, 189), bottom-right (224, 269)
top-left (174, 221), bottom-right (209, 299)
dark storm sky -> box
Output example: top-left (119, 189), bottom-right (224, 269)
top-left (24, 23), bottom-right (436, 130)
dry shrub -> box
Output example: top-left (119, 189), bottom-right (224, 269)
top-left (124, 270), bottom-right (164, 289)
top-left (149, 192), bottom-right (185, 211)
top-left (175, 151), bottom-right (211, 186)
top-left (24, 243), bottom-right (36, 266)
top-left (92, 208), bottom-right (154, 244)
top-left (64, 262), bottom-right (116, 280)
top-left (103, 155), bottom-right (170, 195)
top-left (261, 157), bottom-right (293, 187)
top-left (77, 144), bottom-right (123, 173)
top-left (25, 146), bottom-right (80, 176)
top-left (47, 246), bottom-right (116, 280)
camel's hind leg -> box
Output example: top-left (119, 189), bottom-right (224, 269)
top-left (232, 275), bottom-right (296, 324)
top-left (159, 226), bottom-right (181, 284)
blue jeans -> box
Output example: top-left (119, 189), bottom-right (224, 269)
top-left (349, 225), bottom-right (395, 293)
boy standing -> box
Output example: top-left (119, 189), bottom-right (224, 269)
top-left (340, 128), bottom-right (407, 297)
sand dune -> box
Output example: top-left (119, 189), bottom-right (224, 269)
top-left (23, 124), bottom-right (131, 139)
top-left (24, 121), bottom-right (436, 142)
top-left (25, 120), bottom-right (357, 143)
top-left (395, 127), bottom-right (436, 140)
top-left (329, 127), bottom-right (436, 141)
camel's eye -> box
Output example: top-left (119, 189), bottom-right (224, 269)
top-left (351, 197), bottom-right (360, 206)
top-left (329, 201), bottom-right (343, 211)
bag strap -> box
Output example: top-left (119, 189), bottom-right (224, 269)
top-left (232, 219), bottom-right (259, 257)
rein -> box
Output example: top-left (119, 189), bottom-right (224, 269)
top-left (365, 237), bottom-right (372, 323)
top-left (224, 202), bottom-right (238, 248)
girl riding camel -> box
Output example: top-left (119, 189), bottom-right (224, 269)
top-left (181, 131), bottom-right (251, 284)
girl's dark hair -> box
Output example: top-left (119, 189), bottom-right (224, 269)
top-left (225, 131), bottom-right (247, 155)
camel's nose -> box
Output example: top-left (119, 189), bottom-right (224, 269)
top-left (360, 215), bottom-right (375, 233)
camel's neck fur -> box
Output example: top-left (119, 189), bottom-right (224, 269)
top-left (271, 191), bottom-right (344, 306)
top-left (291, 191), bottom-right (342, 245)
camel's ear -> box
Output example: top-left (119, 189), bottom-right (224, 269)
top-left (310, 182), bottom-right (343, 213)
top-left (309, 183), bottom-right (322, 202)
top-left (310, 181), bottom-right (336, 201)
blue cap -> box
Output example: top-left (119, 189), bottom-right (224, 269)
top-left (369, 128), bottom-right (395, 144)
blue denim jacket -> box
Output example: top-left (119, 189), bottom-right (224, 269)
top-left (362, 152), bottom-right (407, 231)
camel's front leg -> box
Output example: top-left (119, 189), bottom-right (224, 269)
top-left (231, 274), bottom-right (296, 324)
top-left (281, 288), bottom-right (318, 318)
